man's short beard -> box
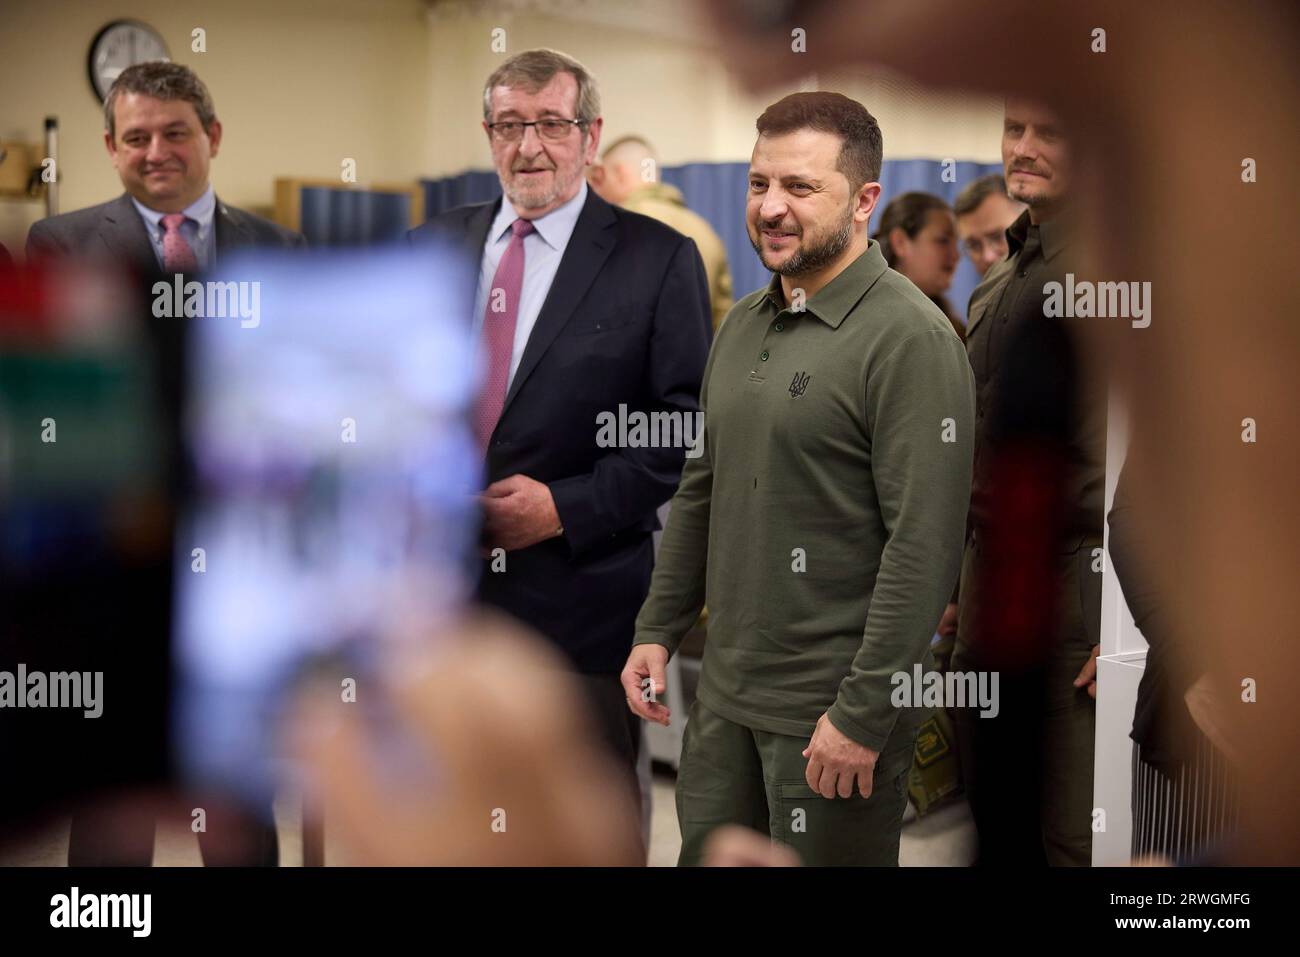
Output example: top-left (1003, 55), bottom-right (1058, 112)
top-left (1007, 172), bottom-right (1053, 208)
top-left (506, 170), bottom-right (569, 210)
top-left (752, 205), bottom-right (854, 277)
top-left (1010, 185), bottom-right (1044, 207)
top-left (504, 135), bottom-right (586, 210)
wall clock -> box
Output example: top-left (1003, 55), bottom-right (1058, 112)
top-left (88, 20), bottom-right (171, 102)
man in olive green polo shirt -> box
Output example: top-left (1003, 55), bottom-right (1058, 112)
top-left (621, 92), bottom-right (975, 866)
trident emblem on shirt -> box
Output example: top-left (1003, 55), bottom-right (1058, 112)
top-left (789, 371), bottom-right (811, 398)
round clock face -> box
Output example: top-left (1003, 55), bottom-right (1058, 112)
top-left (88, 20), bottom-right (171, 102)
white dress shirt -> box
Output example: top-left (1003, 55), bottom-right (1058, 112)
top-left (471, 180), bottom-right (588, 390)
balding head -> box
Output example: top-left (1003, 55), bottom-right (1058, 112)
top-left (588, 135), bottom-right (659, 204)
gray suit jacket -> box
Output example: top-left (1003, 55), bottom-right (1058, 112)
top-left (25, 192), bottom-right (304, 270)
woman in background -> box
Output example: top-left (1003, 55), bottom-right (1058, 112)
top-left (874, 191), bottom-right (964, 339)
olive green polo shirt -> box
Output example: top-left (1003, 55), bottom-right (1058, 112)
top-left (633, 240), bottom-right (976, 751)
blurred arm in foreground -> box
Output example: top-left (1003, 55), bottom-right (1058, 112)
top-left (289, 614), bottom-right (642, 866)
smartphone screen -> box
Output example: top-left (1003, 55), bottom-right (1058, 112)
top-left (171, 245), bottom-right (479, 807)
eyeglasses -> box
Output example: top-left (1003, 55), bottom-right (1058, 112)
top-left (487, 118), bottom-right (586, 143)
top-left (962, 232), bottom-right (1009, 256)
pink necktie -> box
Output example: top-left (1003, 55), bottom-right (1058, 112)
top-left (161, 213), bottom-right (198, 273)
top-left (475, 218), bottom-right (534, 451)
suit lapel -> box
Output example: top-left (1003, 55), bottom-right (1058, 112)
top-left (499, 191), bottom-right (617, 419)
top-left (463, 200), bottom-right (498, 267)
top-left (99, 194), bottom-right (158, 270)
top-left (215, 198), bottom-right (253, 256)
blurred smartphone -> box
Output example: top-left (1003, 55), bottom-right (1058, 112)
top-left (171, 245), bottom-right (479, 808)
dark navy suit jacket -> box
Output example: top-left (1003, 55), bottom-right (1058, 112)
top-left (411, 188), bottom-right (712, 672)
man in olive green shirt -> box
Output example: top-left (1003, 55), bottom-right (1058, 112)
top-left (621, 92), bottom-right (974, 866)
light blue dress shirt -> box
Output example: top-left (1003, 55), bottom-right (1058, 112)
top-left (131, 184), bottom-right (217, 271)
top-left (471, 180), bottom-right (588, 390)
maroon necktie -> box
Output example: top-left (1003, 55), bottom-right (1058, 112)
top-left (474, 218), bottom-right (534, 451)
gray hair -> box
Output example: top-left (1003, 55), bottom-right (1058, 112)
top-left (482, 49), bottom-right (600, 124)
top-left (104, 61), bottom-right (217, 140)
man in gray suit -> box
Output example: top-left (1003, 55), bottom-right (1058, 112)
top-left (27, 60), bottom-right (302, 270)
top-left (26, 60), bottom-right (298, 867)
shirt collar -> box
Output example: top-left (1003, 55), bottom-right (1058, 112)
top-left (1006, 206), bottom-right (1075, 263)
top-left (489, 179), bottom-right (588, 251)
top-left (748, 239), bottom-right (888, 329)
top-left (131, 184), bottom-right (217, 230)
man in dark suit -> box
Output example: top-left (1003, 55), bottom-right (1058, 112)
top-left (26, 190), bottom-right (300, 270)
top-left (25, 60), bottom-right (300, 867)
top-left (411, 49), bottom-right (711, 817)
top-left (27, 61), bottom-right (301, 270)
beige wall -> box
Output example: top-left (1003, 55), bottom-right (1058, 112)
top-left (0, 0), bottom-right (1002, 256)
top-left (425, 7), bottom-right (787, 175)
top-left (425, 7), bottom-right (1004, 177)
